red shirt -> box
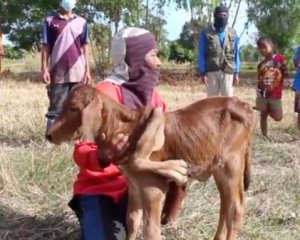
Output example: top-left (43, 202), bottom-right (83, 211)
top-left (73, 81), bottom-right (167, 202)
top-left (257, 54), bottom-right (288, 99)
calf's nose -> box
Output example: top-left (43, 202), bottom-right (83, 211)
top-left (45, 133), bottom-right (53, 142)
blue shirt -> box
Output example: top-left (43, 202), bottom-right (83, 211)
top-left (293, 46), bottom-right (300, 91)
top-left (198, 27), bottom-right (240, 75)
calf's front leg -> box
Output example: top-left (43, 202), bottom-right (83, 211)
top-left (139, 174), bottom-right (169, 240)
top-left (126, 186), bottom-right (142, 240)
top-left (128, 158), bottom-right (189, 186)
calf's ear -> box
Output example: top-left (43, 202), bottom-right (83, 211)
top-left (152, 109), bottom-right (165, 151)
top-left (153, 120), bottom-right (165, 151)
top-left (82, 86), bottom-right (97, 106)
top-left (81, 96), bottom-right (103, 142)
top-left (133, 108), bottom-right (165, 159)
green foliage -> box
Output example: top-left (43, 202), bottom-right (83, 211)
top-left (3, 45), bottom-right (24, 59)
top-left (0, 1), bottom-right (58, 50)
top-left (0, 0), bottom-right (245, 70)
top-left (88, 23), bottom-right (111, 77)
top-left (240, 44), bottom-right (259, 63)
top-left (159, 42), bottom-right (171, 62)
top-left (169, 40), bottom-right (195, 63)
top-left (247, 0), bottom-right (300, 60)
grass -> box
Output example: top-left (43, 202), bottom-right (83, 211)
top-left (0, 65), bottom-right (299, 239)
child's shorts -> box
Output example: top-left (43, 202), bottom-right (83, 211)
top-left (255, 96), bottom-right (282, 112)
top-left (295, 91), bottom-right (300, 113)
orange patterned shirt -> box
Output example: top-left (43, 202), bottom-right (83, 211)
top-left (257, 54), bottom-right (288, 99)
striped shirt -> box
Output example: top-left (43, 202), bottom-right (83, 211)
top-left (42, 12), bottom-right (89, 84)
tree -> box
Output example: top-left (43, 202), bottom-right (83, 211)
top-left (0, 1), bottom-right (58, 50)
top-left (240, 44), bottom-right (259, 63)
top-left (247, 0), bottom-right (300, 56)
top-left (170, 0), bottom-right (244, 62)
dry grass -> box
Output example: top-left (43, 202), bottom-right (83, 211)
top-left (0, 76), bottom-right (299, 240)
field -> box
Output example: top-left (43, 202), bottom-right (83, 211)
top-left (0, 59), bottom-right (299, 240)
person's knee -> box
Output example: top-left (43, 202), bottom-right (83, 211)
top-left (272, 115), bottom-right (283, 121)
top-left (269, 111), bottom-right (283, 121)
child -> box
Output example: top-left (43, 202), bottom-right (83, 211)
top-left (69, 27), bottom-right (187, 240)
top-left (255, 37), bottom-right (288, 138)
top-left (292, 46), bottom-right (300, 134)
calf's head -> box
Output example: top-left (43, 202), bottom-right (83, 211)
top-left (46, 84), bottom-right (103, 144)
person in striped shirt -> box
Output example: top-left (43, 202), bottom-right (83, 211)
top-left (41, 0), bottom-right (91, 129)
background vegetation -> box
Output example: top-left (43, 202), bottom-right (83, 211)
top-left (0, 0), bottom-right (300, 239)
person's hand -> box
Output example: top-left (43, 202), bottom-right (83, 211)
top-left (200, 74), bottom-right (208, 86)
top-left (42, 69), bottom-right (51, 84)
top-left (233, 74), bottom-right (240, 86)
top-left (84, 71), bottom-right (92, 84)
top-left (98, 133), bottom-right (129, 167)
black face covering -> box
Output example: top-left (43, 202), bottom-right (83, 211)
top-left (213, 5), bottom-right (229, 32)
top-left (214, 16), bottom-right (228, 32)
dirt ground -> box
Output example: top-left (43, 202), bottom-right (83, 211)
top-left (0, 67), bottom-right (299, 239)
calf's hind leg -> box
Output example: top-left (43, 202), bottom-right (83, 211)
top-left (213, 155), bottom-right (246, 240)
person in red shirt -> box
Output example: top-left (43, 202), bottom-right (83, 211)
top-left (255, 37), bottom-right (288, 138)
top-left (69, 27), bottom-right (187, 240)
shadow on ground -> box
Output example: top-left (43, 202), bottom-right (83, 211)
top-left (0, 202), bottom-right (79, 240)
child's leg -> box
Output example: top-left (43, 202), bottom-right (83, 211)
top-left (268, 99), bottom-right (283, 121)
top-left (256, 97), bottom-right (268, 138)
top-left (69, 195), bottom-right (127, 240)
top-left (260, 111), bottom-right (268, 138)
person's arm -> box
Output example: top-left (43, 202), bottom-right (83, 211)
top-left (74, 142), bottom-right (102, 170)
top-left (234, 33), bottom-right (240, 74)
top-left (74, 133), bottom-right (129, 170)
top-left (233, 33), bottom-right (240, 85)
top-left (198, 30), bottom-right (209, 85)
top-left (41, 19), bottom-right (51, 84)
top-left (198, 30), bottom-right (207, 76)
top-left (81, 22), bottom-right (91, 84)
top-left (293, 47), bottom-right (300, 68)
top-left (82, 45), bottom-right (91, 84)
top-left (280, 55), bottom-right (288, 78)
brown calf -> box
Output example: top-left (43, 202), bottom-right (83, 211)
top-left (46, 84), bottom-right (255, 240)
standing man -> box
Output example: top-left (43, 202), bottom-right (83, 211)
top-left (198, 4), bottom-right (240, 97)
top-left (41, 0), bottom-right (91, 129)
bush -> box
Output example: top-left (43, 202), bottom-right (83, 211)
top-left (4, 45), bottom-right (24, 59)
